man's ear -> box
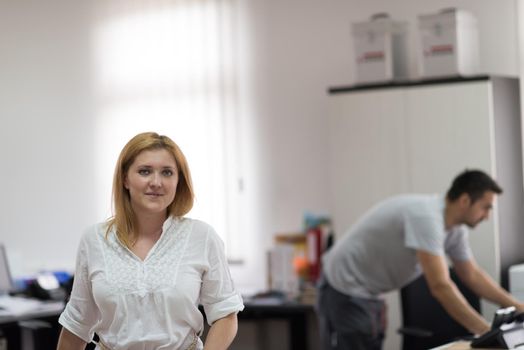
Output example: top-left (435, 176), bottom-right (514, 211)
top-left (458, 193), bottom-right (472, 207)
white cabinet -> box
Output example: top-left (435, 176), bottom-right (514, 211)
top-left (327, 76), bottom-right (524, 348)
top-left (328, 89), bottom-right (410, 233)
top-left (405, 83), bottom-right (494, 191)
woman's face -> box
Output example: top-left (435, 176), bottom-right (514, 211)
top-left (124, 148), bottom-right (179, 218)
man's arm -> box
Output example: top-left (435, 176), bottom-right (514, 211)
top-left (417, 250), bottom-right (490, 335)
top-left (453, 258), bottom-right (524, 312)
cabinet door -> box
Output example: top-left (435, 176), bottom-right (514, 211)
top-left (405, 81), bottom-right (499, 293)
top-left (405, 81), bottom-right (495, 191)
top-left (328, 89), bottom-right (410, 237)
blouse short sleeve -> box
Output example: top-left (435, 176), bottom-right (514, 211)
top-left (58, 228), bottom-right (100, 342)
top-left (200, 227), bottom-right (244, 325)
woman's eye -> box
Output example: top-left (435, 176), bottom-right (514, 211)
top-left (138, 169), bottom-right (150, 175)
top-left (162, 169), bottom-right (173, 176)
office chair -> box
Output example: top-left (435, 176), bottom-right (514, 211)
top-left (398, 268), bottom-right (480, 350)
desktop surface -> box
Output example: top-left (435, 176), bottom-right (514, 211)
top-left (431, 340), bottom-right (524, 349)
top-left (0, 296), bottom-right (64, 324)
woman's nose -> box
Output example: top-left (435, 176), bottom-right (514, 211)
top-left (150, 173), bottom-right (162, 186)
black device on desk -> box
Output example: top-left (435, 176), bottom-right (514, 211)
top-left (0, 244), bottom-right (64, 350)
top-left (471, 306), bottom-right (524, 348)
top-left (27, 272), bottom-right (67, 301)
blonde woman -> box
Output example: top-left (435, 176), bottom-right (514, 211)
top-left (57, 132), bottom-right (244, 350)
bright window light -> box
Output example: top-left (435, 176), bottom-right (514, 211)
top-left (91, 0), bottom-right (242, 259)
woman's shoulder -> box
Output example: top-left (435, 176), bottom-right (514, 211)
top-left (178, 217), bottom-right (220, 241)
top-left (79, 221), bottom-right (110, 245)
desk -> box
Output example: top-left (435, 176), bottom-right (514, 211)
top-left (0, 301), bottom-right (64, 350)
top-left (430, 341), bottom-right (473, 349)
top-left (431, 340), bottom-right (516, 349)
top-left (1, 299), bottom-right (315, 350)
top-left (239, 300), bottom-right (315, 350)
top-left (0, 301), bottom-right (64, 324)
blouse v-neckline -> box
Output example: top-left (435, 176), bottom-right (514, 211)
top-left (123, 217), bottom-right (177, 263)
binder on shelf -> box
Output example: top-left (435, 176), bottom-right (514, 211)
top-left (306, 227), bottom-right (322, 283)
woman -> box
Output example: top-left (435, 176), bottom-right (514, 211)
top-left (57, 132), bottom-right (244, 350)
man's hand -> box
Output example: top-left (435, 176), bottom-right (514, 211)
top-left (514, 303), bottom-right (524, 314)
top-left (475, 323), bottom-right (492, 336)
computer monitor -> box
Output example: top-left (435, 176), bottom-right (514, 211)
top-left (0, 244), bottom-right (14, 295)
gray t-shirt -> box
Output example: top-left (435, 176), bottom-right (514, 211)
top-left (322, 194), bottom-right (472, 299)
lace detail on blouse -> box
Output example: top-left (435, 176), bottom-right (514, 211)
top-left (103, 218), bottom-right (192, 297)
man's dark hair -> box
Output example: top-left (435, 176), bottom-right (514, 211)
top-left (446, 169), bottom-right (503, 203)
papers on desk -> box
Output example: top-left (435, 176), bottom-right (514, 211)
top-left (247, 296), bottom-right (286, 306)
top-left (0, 295), bottom-right (43, 316)
top-left (244, 290), bottom-right (289, 306)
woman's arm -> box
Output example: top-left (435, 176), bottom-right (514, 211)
top-left (203, 312), bottom-right (238, 350)
top-left (56, 327), bottom-right (87, 350)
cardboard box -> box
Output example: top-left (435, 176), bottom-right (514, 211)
top-left (418, 8), bottom-right (480, 78)
top-left (352, 14), bottom-right (409, 84)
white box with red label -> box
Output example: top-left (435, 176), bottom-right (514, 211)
top-left (352, 14), bottom-right (409, 84)
top-left (417, 8), bottom-right (479, 78)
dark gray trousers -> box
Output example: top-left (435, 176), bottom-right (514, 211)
top-left (317, 278), bottom-right (386, 350)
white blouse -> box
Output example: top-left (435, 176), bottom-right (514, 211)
top-left (59, 216), bottom-right (244, 350)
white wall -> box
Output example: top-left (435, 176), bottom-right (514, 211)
top-left (0, 0), bottom-right (96, 275)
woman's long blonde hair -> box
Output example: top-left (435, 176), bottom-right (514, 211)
top-left (106, 132), bottom-right (194, 248)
